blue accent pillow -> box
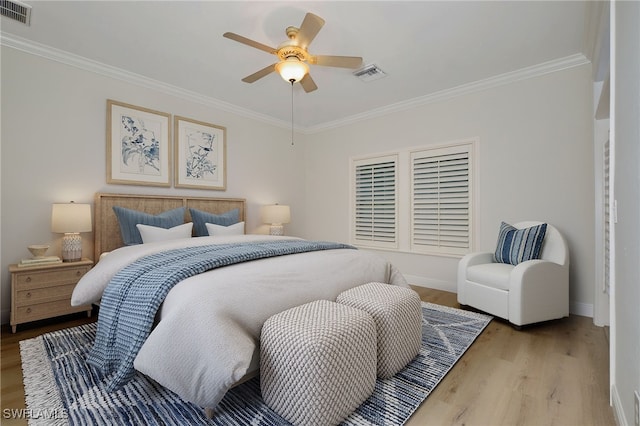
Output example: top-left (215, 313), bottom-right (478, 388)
top-left (190, 208), bottom-right (240, 237)
top-left (494, 222), bottom-right (547, 265)
top-left (113, 206), bottom-right (186, 246)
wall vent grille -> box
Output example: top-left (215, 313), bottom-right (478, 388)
top-left (353, 64), bottom-right (387, 82)
top-left (1, 0), bottom-right (31, 25)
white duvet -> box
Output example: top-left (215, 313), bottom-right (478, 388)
top-left (72, 235), bottom-right (408, 410)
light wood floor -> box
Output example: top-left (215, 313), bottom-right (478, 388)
top-left (408, 287), bottom-right (614, 426)
top-left (1, 288), bottom-right (614, 426)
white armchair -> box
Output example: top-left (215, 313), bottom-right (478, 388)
top-left (457, 221), bottom-right (569, 327)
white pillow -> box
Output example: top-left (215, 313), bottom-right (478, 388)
top-left (136, 222), bottom-right (193, 243)
top-left (205, 221), bottom-right (245, 236)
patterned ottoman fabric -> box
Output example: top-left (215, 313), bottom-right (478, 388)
top-left (260, 299), bottom-right (377, 426)
top-left (337, 282), bottom-right (423, 379)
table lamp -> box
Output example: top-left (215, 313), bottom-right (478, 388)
top-left (51, 202), bottom-right (92, 262)
top-left (261, 204), bottom-right (291, 236)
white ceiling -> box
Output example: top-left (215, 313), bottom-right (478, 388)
top-left (1, 1), bottom-right (595, 130)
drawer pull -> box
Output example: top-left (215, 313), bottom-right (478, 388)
top-left (76, 271), bottom-right (82, 276)
top-left (26, 292), bottom-right (32, 298)
top-left (26, 308), bottom-right (32, 314)
top-left (26, 276), bottom-right (32, 283)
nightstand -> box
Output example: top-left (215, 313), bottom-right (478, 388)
top-left (9, 258), bottom-right (93, 333)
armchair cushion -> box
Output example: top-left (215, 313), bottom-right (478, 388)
top-left (494, 222), bottom-right (547, 265)
top-left (466, 263), bottom-right (514, 291)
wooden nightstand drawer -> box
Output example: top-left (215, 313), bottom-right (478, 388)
top-left (9, 258), bottom-right (94, 333)
top-left (15, 283), bottom-right (77, 306)
top-left (15, 267), bottom-right (89, 288)
top-left (15, 299), bottom-right (90, 323)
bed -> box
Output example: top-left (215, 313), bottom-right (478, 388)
top-left (72, 192), bottom-right (409, 414)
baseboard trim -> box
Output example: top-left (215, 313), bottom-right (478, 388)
top-left (611, 384), bottom-right (627, 426)
top-left (570, 301), bottom-right (594, 318)
top-left (404, 274), bottom-right (456, 292)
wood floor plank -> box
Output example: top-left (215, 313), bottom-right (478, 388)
top-left (407, 287), bottom-right (614, 426)
top-left (1, 288), bottom-right (615, 426)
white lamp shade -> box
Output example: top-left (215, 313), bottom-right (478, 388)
top-left (275, 59), bottom-right (309, 83)
top-left (51, 203), bottom-right (92, 233)
top-left (261, 205), bottom-right (291, 225)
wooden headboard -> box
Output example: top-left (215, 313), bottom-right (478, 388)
top-left (94, 192), bottom-right (246, 260)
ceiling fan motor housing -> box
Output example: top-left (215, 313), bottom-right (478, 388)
top-left (277, 45), bottom-right (308, 62)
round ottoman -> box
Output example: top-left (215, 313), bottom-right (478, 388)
top-left (260, 299), bottom-right (376, 426)
top-left (337, 282), bottom-right (423, 379)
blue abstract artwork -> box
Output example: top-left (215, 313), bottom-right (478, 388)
top-left (185, 129), bottom-right (218, 180)
top-left (119, 115), bottom-right (162, 176)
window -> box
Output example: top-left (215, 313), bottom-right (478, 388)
top-left (350, 139), bottom-right (475, 256)
top-left (411, 143), bottom-right (473, 256)
top-left (351, 155), bottom-right (398, 249)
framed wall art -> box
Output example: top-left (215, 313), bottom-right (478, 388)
top-left (174, 115), bottom-right (226, 190)
top-left (106, 100), bottom-right (171, 186)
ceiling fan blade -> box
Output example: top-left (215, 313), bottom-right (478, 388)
top-left (241, 64), bottom-right (277, 83)
top-left (300, 74), bottom-right (318, 93)
top-left (296, 13), bottom-right (325, 48)
top-left (223, 32), bottom-right (277, 55)
top-left (310, 55), bottom-right (363, 69)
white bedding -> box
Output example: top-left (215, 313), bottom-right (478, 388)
top-left (72, 235), bottom-right (408, 409)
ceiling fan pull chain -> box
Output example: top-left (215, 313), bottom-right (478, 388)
top-left (291, 80), bottom-right (295, 146)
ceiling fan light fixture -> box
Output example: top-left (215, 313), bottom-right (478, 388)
top-left (276, 58), bottom-right (309, 83)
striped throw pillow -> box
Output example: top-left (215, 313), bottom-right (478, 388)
top-left (494, 222), bottom-right (547, 265)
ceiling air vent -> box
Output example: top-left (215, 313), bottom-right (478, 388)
top-left (1, 0), bottom-right (31, 25)
top-left (353, 64), bottom-right (387, 82)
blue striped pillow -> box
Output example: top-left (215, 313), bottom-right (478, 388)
top-left (494, 222), bottom-right (547, 265)
top-left (189, 208), bottom-right (240, 237)
top-left (113, 206), bottom-right (186, 245)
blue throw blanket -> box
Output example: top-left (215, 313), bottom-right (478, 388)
top-left (87, 239), bottom-right (355, 391)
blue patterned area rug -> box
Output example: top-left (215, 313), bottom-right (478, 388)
top-left (20, 302), bottom-right (491, 426)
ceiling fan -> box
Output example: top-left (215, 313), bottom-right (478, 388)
top-left (223, 12), bottom-right (363, 93)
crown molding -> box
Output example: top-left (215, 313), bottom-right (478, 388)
top-left (2, 32), bottom-right (589, 134)
top-left (0, 32), bottom-right (290, 129)
top-left (305, 53), bottom-right (590, 133)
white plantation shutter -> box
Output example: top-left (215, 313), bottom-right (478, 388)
top-left (352, 155), bottom-right (398, 248)
top-left (411, 144), bottom-right (472, 255)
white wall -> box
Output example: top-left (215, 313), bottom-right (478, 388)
top-left (611, 1), bottom-right (640, 424)
top-left (0, 47), bottom-right (306, 323)
top-left (301, 64), bottom-right (596, 314)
